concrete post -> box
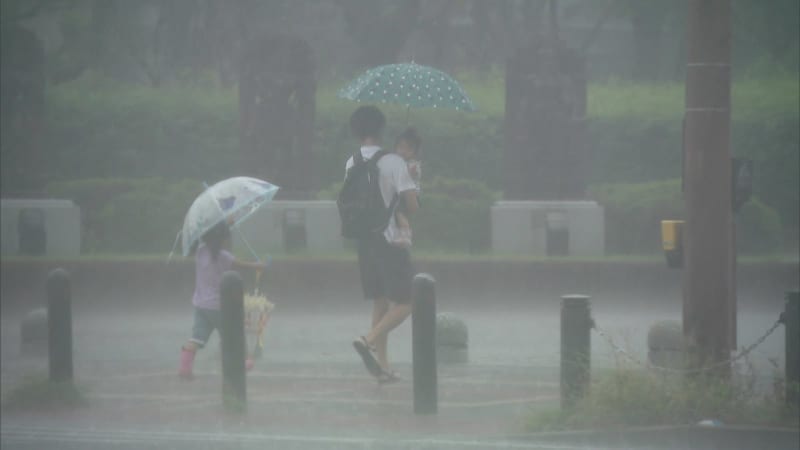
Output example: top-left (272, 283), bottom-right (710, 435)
top-left (683, 0), bottom-right (733, 376)
top-left (220, 271), bottom-right (246, 413)
top-left (561, 294), bottom-right (591, 410)
top-left (412, 273), bottom-right (437, 415)
top-left (47, 268), bottom-right (73, 383)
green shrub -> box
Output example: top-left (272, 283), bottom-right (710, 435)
top-left (43, 79), bottom-right (240, 185)
top-left (46, 177), bottom-right (202, 253)
top-left (589, 179), bottom-right (784, 254)
top-left (45, 174), bottom-right (784, 255)
top-left (589, 180), bottom-right (685, 254)
top-left (527, 368), bottom-right (794, 431)
top-left (737, 199), bottom-right (784, 254)
top-left (588, 113), bottom-right (799, 232)
top-left (580, 78), bottom-right (799, 232)
top-left (16, 74), bottom-right (796, 241)
top-left (412, 177), bottom-right (499, 252)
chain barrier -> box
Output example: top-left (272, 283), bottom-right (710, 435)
top-left (591, 314), bottom-right (785, 375)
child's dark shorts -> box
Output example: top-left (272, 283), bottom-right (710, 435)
top-left (357, 233), bottom-right (413, 304)
top-left (190, 307), bottom-right (221, 348)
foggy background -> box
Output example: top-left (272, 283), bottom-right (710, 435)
top-left (1, 0), bottom-right (798, 256)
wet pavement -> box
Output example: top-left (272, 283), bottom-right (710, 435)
top-left (0, 302), bottom-right (788, 449)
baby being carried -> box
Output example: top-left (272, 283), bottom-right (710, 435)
top-left (388, 127), bottom-right (422, 248)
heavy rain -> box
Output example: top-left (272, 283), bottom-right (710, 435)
top-left (1, 1), bottom-right (798, 449)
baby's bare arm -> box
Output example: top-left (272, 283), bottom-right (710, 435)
top-left (396, 211), bottom-right (410, 229)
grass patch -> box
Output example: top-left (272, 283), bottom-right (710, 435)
top-left (320, 72), bottom-right (800, 121)
top-left (527, 368), bottom-right (798, 432)
top-left (2, 375), bottom-right (88, 411)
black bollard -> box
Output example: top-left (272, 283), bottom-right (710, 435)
top-left (412, 273), bottom-right (437, 415)
top-left (47, 268), bottom-right (73, 383)
top-left (785, 291), bottom-right (799, 406)
top-left (220, 271), bottom-right (246, 413)
top-left (560, 294), bottom-right (591, 410)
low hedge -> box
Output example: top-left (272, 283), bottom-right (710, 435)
top-left (45, 176), bottom-right (783, 255)
top-left (5, 75), bottom-right (792, 231)
top-left (590, 179), bottom-right (784, 254)
top-left (45, 177), bottom-right (202, 253)
top-left (319, 176), bottom-right (499, 253)
top-left (47, 175), bottom-right (498, 254)
top-left (22, 74), bottom-right (795, 252)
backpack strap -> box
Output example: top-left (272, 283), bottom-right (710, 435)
top-left (353, 148), bottom-right (365, 164)
top-left (353, 148), bottom-right (389, 165)
top-left (367, 149), bottom-right (390, 165)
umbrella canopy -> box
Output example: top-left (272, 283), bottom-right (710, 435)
top-left (338, 62), bottom-right (476, 112)
top-left (181, 177), bottom-right (279, 257)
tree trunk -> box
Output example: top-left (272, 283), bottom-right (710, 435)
top-left (629, 2), bottom-right (667, 80)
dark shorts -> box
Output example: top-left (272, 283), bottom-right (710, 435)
top-left (190, 307), bottom-right (221, 348)
top-left (357, 233), bottom-right (413, 304)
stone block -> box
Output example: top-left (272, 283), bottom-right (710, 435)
top-left (1, 199), bottom-right (81, 257)
top-left (234, 201), bottom-right (344, 254)
top-left (647, 320), bottom-right (686, 370)
top-left (491, 201), bottom-right (604, 256)
top-left (20, 307), bottom-right (47, 356)
top-left (437, 312), bottom-right (468, 365)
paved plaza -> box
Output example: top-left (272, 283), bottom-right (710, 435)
top-left (0, 300), bottom-right (787, 449)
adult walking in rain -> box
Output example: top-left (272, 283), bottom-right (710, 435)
top-left (338, 105), bottom-right (418, 384)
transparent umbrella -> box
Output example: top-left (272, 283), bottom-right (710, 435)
top-left (168, 176), bottom-right (279, 260)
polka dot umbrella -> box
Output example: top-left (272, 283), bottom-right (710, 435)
top-left (337, 62), bottom-right (477, 113)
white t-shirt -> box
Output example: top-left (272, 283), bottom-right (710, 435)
top-left (345, 145), bottom-right (417, 241)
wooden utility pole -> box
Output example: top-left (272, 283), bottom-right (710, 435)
top-left (683, 0), bottom-right (733, 374)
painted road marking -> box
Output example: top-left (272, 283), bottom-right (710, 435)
top-left (86, 392), bottom-right (557, 409)
top-left (77, 369), bottom-right (558, 388)
top-left (0, 425), bottom-right (611, 449)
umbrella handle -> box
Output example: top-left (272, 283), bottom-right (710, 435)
top-left (199, 180), bottom-right (264, 263)
top-left (166, 230), bottom-right (182, 263)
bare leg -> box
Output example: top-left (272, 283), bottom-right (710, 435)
top-left (183, 340), bottom-right (199, 352)
top-left (365, 301), bottom-right (412, 371)
top-left (371, 298), bottom-right (390, 369)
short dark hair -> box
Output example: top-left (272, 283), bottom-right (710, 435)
top-left (396, 127), bottom-right (422, 155)
top-left (349, 105), bottom-right (386, 140)
top-left (202, 221), bottom-right (231, 261)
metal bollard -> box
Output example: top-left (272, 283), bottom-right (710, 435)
top-left (412, 273), bottom-right (437, 415)
top-left (560, 294), bottom-right (591, 410)
top-left (785, 291), bottom-right (799, 406)
top-left (47, 268), bottom-right (73, 383)
top-left (220, 271), bottom-right (247, 412)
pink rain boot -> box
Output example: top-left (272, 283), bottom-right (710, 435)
top-left (179, 347), bottom-right (195, 380)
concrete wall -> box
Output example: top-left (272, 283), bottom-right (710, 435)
top-left (0, 199), bottom-right (81, 257)
top-left (233, 201), bottom-right (343, 254)
top-left (491, 201), bottom-right (604, 256)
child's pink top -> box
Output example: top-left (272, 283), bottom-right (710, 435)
top-left (192, 244), bottom-right (235, 310)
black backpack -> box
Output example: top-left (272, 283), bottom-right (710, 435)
top-left (337, 149), bottom-right (397, 239)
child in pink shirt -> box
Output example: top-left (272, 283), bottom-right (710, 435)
top-left (179, 222), bottom-right (265, 380)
